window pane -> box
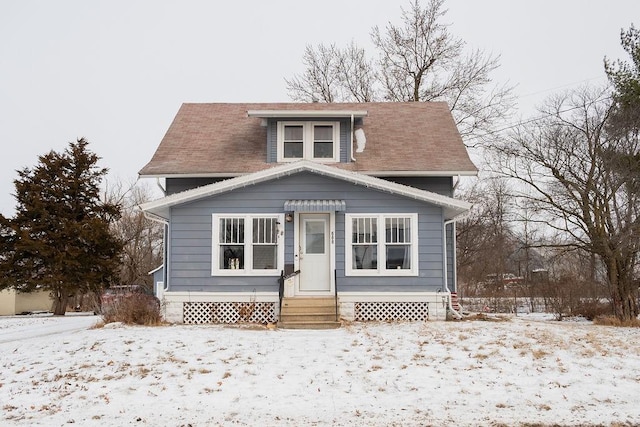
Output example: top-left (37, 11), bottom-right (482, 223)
top-left (284, 125), bottom-right (303, 140)
top-left (253, 245), bottom-right (277, 269)
top-left (385, 217), bottom-right (410, 243)
top-left (221, 245), bottom-right (244, 269)
top-left (253, 218), bottom-right (277, 244)
top-left (305, 221), bottom-right (325, 254)
top-left (386, 245), bottom-right (410, 270)
top-left (220, 218), bottom-right (244, 244)
top-left (313, 142), bottom-right (333, 158)
top-left (352, 217), bottom-right (377, 243)
top-left (313, 125), bottom-right (333, 159)
top-left (314, 125), bottom-right (333, 140)
top-left (284, 141), bottom-right (303, 158)
top-left (352, 245), bottom-right (377, 269)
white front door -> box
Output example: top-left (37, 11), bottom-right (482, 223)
top-left (298, 213), bottom-right (331, 293)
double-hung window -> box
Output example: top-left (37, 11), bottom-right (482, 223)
top-left (345, 213), bottom-right (418, 276)
top-left (278, 121), bottom-right (340, 162)
top-left (212, 214), bottom-right (284, 275)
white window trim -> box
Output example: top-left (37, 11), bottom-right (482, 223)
top-left (345, 213), bottom-right (419, 277)
top-left (277, 121), bottom-right (340, 162)
top-left (212, 214), bottom-right (285, 276)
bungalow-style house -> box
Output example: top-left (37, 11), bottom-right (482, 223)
top-left (139, 102), bottom-right (477, 327)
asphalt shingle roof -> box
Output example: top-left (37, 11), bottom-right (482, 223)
top-left (138, 102), bottom-right (477, 177)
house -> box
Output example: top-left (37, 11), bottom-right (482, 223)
top-left (139, 102), bottom-right (477, 326)
top-left (0, 288), bottom-right (52, 316)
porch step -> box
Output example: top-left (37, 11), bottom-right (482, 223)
top-left (278, 297), bottom-right (341, 330)
top-left (277, 320), bottom-right (341, 330)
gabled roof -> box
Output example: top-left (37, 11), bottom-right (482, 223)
top-left (139, 102), bottom-right (477, 177)
top-left (139, 160), bottom-right (472, 221)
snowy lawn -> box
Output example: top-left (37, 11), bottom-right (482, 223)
top-left (1, 313), bottom-right (639, 426)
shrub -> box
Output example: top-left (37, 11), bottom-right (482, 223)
top-left (573, 299), bottom-right (612, 320)
top-left (101, 293), bottom-right (163, 325)
top-left (593, 315), bottom-right (640, 327)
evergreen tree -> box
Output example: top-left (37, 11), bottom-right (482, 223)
top-left (0, 138), bottom-right (123, 315)
top-left (605, 24), bottom-right (640, 123)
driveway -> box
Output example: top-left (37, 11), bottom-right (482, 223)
top-left (0, 313), bottom-right (99, 344)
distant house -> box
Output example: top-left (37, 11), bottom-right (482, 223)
top-left (0, 288), bottom-right (52, 316)
top-left (140, 102), bottom-right (477, 327)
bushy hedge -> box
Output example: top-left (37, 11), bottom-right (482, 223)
top-left (101, 293), bottom-right (163, 325)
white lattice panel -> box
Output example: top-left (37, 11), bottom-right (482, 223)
top-left (183, 302), bottom-right (276, 324)
top-left (354, 302), bottom-right (429, 321)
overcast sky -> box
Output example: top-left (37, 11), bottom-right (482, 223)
top-left (1, 0), bottom-right (638, 216)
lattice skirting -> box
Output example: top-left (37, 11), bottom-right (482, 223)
top-left (183, 302), bottom-right (276, 324)
top-left (354, 302), bottom-right (429, 321)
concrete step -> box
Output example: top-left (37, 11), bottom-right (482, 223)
top-left (281, 305), bottom-right (336, 315)
top-left (281, 297), bottom-right (335, 307)
top-left (279, 297), bottom-right (340, 329)
top-left (278, 320), bottom-right (341, 330)
top-left (280, 312), bottom-right (338, 322)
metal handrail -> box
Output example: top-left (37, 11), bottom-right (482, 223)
top-left (278, 269), bottom-right (300, 316)
top-left (278, 271), bottom-right (284, 315)
top-left (334, 269), bottom-right (338, 321)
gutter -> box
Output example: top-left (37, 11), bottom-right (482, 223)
top-left (142, 210), bottom-right (169, 225)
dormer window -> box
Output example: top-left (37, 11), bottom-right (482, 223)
top-left (278, 121), bottom-right (340, 162)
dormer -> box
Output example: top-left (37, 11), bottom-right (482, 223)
top-left (247, 109), bottom-right (368, 164)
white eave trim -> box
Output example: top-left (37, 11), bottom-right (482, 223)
top-left (139, 172), bottom-right (244, 179)
top-left (139, 160), bottom-right (471, 221)
top-left (365, 170), bottom-right (478, 177)
top-left (247, 110), bottom-right (368, 118)
top-left (139, 170), bottom-right (477, 179)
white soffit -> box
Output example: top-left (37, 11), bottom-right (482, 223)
top-left (247, 110), bottom-right (368, 118)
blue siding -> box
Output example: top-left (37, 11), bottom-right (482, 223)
top-left (339, 118), bottom-right (350, 162)
top-left (167, 171), bottom-right (448, 293)
top-left (267, 120), bottom-right (277, 163)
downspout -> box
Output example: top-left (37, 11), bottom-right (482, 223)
top-left (162, 224), bottom-right (168, 291)
top-left (443, 218), bottom-right (463, 319)
top-left (156, 178), bottom-right (166, 194)
top-left (143, 210), bottom-right (170, 292)
top-left (452, 174), bottom-right (461, 192)
top-left (350, 114), bottom-right (356, 162)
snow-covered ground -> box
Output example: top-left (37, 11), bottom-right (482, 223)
top-left (1, 313), bottom-right (639, 426)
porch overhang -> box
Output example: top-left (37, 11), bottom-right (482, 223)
top-left (284, 199), bottom-right (346, 212)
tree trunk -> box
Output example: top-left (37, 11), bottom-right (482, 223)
top-left (51, 289), bottom-right (68, 315)
top-left (607, 259), bottom-right (639, 321)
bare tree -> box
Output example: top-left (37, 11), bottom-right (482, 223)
top-left (104, 179), bottom-right (163, 291)
top-left (286, 0), bottom-right (514, 143)
top-left (456, 177), bottom-right (518, 293)
top-left (491, 86), bottom-right (640, 321)
top-left (286, 42), bottom-right (377, 103)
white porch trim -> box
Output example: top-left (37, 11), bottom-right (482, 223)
top-left (337, 291), bottom-right (449, 302)
top-left (159, 290), bottom-right (452, 323)
top-left (160, 291), bottom-right (278, 323)
top-left (337, 291), bottom-right (450, 321)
